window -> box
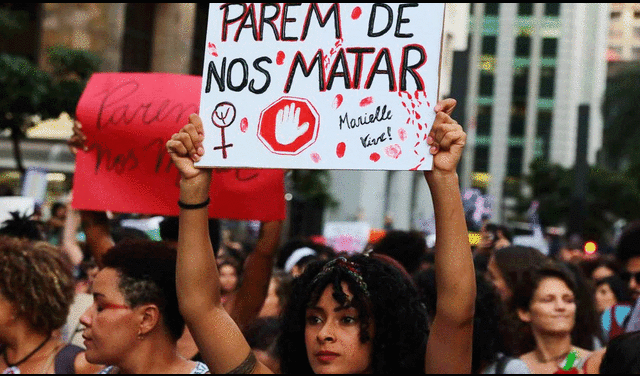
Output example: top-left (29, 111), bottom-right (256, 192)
top-left (512, 66), bottom-right (529, 102)
top-left (611, 11), bottom-right (622, 20)
top-left (121, 3), bottom-right (157, 72)
top-left (537, 110), bottom-right (553, 160)
top-left (482, 35), bottom-right (497, 55)
top-left (539, 67), bottom-right (555, 98)
top-left (476, 105), bottom-right (492, 136)
top-left (610, 28), bottom-right (623, 38)
top-left (634, 26), bottom-right (640, 39)
top-left (507, 146), bottom-right (524, 177)
top-left (633, 47), bottom-right (640, 60)
top-left (509, 105), bottom-right (526, 137)
top-left (634, 10), bottom-right (640, 19)
top-left (518, 3), bottom-right (534, 17)
top-left (516, 36), bottom-right (531, 57)
top-left (474, 145), bottom-right (489, 173)
top-left (479, 71), bottom-right (495, 97)
top-left (485, 3), bottom-right (499, 16)
top-left (544, 3), bottom-right (561, 17)
top-left (542, 38), bottom-right (558, 57)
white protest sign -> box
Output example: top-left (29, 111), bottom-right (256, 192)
top-left (324, 221), bottom-right (371, 255)
top-left (0, 197), bottom-right (36, 225)
top-left (197, 3), bottom-right (445, 170)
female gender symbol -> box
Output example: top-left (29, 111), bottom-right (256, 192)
top-left (211, 101), bottom-right (236, 159)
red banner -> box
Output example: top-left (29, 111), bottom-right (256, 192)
top-left (72, 73), bottom-right (286, 221)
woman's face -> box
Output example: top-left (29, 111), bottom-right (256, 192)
top-left (518, 277), bottom-right (576, 335)
top-left (305, 282), bottom-right (373, 374)
top-left (219, 264), bottom-right (239, 294)
top-left (487, 256), bottom-right (511, 302)
top-left (595, 283), bottom-right (617, 313)
top-left (80, 268), bottom-right (141, 366)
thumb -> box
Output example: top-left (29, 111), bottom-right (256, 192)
top-left (298, 122), bottom-right (309, 135)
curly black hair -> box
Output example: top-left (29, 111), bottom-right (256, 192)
top-left (0, 210), bottom-right (46, 241)
top-left (277, 254), bottom-right (428, 374)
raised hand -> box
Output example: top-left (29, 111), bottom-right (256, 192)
top-left (166, 114), bottom-right (207, 181)
top-left (426, 99), bottom-right (466, 175)
top-left (275, 103), bottom-right (309, 145)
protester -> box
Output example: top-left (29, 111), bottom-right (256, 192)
top-left (595, 275), bottom-right (632, 315)
top-left (167, 99), bottom-right (476, 373)
top-left (218, 258), bottom-right (241, 297)
top-left (579, 255), bottom-right (621, 282)
top-left (257, 269), bottom-right (293, 318)
top-left (486, 245), bottom-right (548, 303)
top-left (557, 233), bottom-right (585, 264)
top-left (79, 239), bottom-right (209, 374)
top-left (370, 229), bottom-right (428, 276)
top-left (0, 236), bottom-right (101, 374)
top-left (615, 221), bottom-right (640, 332)
top-left (0, 211), bottom-right (46, 241)
top-left (512, 263), bottom-right (601, 373)
top-left (46, 202), bottom-right (68, 245)
top-left (599, 330), bottom-right (640, 373)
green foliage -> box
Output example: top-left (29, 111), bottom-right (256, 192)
top-left (0, 53), bottom-right (52, 135)
top-left (290, 170), bottom-right (338, 208)
top-left (524, 158), bottom-right (640, 240)
top-left (602, 64), bottom-right (640, 169)
top-left (0, 7), bottom-right (28, 38)
top-left (48, 45), bottom-right (101, 81)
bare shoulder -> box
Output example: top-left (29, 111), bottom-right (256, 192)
top-left (584, 348), bottom-right (606, 374)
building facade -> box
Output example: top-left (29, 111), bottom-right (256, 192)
top-left (459, 3), bottom-right (610, 224)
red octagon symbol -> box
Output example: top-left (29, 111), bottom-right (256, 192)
top-left (257, 96), bottom-right (320, 155)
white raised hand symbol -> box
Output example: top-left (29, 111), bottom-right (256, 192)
top-left (275, 103), bottom-right (309, 145)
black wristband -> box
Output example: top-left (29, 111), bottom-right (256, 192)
top-left (178, 197), bottom-right (210, 210)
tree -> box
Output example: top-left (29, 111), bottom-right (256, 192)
top-left (602, 63), bottom-right (640, 171)
top-left (523, 158), bottom-right (640, 242)
top-left (0, 8), bottom-right (100, 177)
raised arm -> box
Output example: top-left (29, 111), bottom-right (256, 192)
top-left (424, 99), bottom-right (476, 374)
top-left (227, 220), bottom-right (283, 330)
top-left (80, 210), bottom-right (114, 269)
top-left (61, 201), bottom-right (84, 267)
top-left (167, 114), bottom-right (273, 374)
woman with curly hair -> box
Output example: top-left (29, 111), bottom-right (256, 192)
top-left (166, 98), bottom-right (476, 373)
top-left (0, 236), bottom-right (100, 374)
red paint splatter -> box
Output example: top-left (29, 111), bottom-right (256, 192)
top-left (415, 112), bottom-right (422, 120)
top-left (351, 6), bottom-right (362, 20)
top-left (385, 144), bottom-right (402, 159)
top-left (370, 153), bottom-right (381, 162)
top-left (360, 97), bottom-right (374, 107)
top-left (398, 128), bottom-right (408, 141)
top-left (207, 42), bottom-right (218, 57)
top-left (311, 153), bottom-right (321, 163)
top-left (333, 94), bottom-right (344, 109)
top-left (276, 51), bottom-right (285, 65)
top-left (427, 101), bottom-right (431, 107)
top-left (336, 142), bottom-right (346, 158)
top-left (414, 142), bottom-right (421, 147)
top-left (240, 118), bottom-right (248, 133)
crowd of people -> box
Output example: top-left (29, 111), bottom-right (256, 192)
top-left (0, 98), bottom-right (639, 374)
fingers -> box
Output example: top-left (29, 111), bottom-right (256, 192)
top-left (434, 98), bottom-right (457, 116)
top-left (427, 112), bottom-right (464, 154)
top-left (167, 114), bottom-right (206, 162)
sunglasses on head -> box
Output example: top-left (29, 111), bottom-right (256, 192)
top-left (620, 271), bottom-right (640, 284)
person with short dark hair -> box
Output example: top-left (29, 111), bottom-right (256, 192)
top-left (167, 98), bottom-right (476, 373)
top-left (370, 230), bottom-right (427, 275)
top-left (616, 221), bottom-right (640, 332)
top-left (599, 330), bottom-right (640, 373)
top-left (486, 246), bottom-right (549, 303)
top-left (79, 239), bottom-right (209, 374)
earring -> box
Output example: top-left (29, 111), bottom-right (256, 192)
top-left (137, 330), bottom-right (145, 340)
